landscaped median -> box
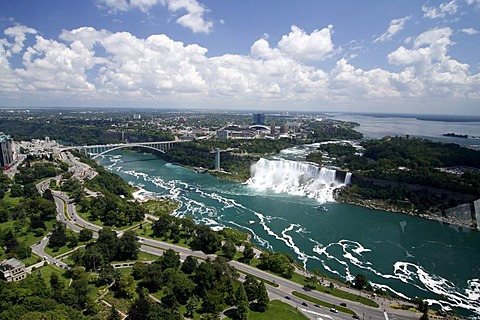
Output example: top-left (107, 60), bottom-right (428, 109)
top-left (237, 270), bottom-right (280, 288)
top-left (292, 291), bottom-right (356, 315)
top-left (312, 283), bottom-right (379, 308)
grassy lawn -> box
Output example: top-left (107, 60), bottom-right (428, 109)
top-left (34, 263), bottom-right (71, 287)
top-left (225, 300), bottom-right (309, 320)
top-left (292, 291), bottom-right (355, 315)
top-left (45, 240), bottom-right (90, 257)
top-left (0, 215), bottom-right (57, 265)
top-left (75, 209), bottom-right (105, 228)
top-left (315, 284), bottom-right (379, 308)
top-left (1, 192), bottom-right (22, 207)
top-left (115, 267), bottom-right (133, 275)
top-left (260, 268), bottom-right (378, 309)
top-left (135, 224), bottom-right (193, 249)
top-left (23, 255), bottom-right (42, 266)
top-left (75, 207), bottom-right (139, 232)
top-left (141, 199), bottom-right (179, 215)
top-left (110, 251), bottom-right (159, 264)
top-left (104, 291), bottom-right (134, 315)
top-left (150, 289), bottom-right (166, 301)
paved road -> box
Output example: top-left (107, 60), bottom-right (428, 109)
top-left (31, 156), bottom-right (420, 320)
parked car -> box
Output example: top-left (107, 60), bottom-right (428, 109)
top-left (285, 296), bottom-right (291, 300)
top-left (353, 315), bottom-right (360, 319)
top-left (302, 302), bottom-right (308, 307)
top-left (314, 304), bottom-right (320, 308)
top-left (330, 308), bottom-right (338, 313)
top-left (340, 302), bottom-right (347, 307)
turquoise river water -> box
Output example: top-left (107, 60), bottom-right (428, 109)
top-left (99, 144), bottom-right (480, 317)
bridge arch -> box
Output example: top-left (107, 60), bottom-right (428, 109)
top-left (91, 144), bottom-right (165, 159)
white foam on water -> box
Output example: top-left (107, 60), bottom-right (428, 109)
top-left (103, 154), bottom-right (480, 317)
top-left (247, 158), bottom-right (351, 203)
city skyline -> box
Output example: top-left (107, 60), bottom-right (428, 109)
top-left (0, 0), bottom-right (479, 115)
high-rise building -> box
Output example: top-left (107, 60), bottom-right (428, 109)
top-left (215, 148), bottom-right (221, 170)
top-left (252, 113), bottom-right (265, 125)
top-left (0, 132), bottom-right (13, 169)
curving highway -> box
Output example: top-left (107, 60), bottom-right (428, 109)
top-left (31, 152), bottom-right (420, 320)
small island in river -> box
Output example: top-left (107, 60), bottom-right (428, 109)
top-left (443, 132), bottom-right (469, 138)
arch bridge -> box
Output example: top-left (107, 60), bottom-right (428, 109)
top-left (72, 141), bottom-right (180, 159)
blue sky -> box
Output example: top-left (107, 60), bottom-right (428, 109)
top-left (0, 0), bottom-right (479, 114)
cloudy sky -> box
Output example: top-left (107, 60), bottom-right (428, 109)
top-left (0, 0), bottom-right (479, 114)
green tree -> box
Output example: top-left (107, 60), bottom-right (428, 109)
top-left (70, 270), bottom-right (92, 309)
top-left (193, 261), bottom-right (216, 298)
top-left (256, 281), bottom-right (269, 312)
top-left (166, 270), bottom-right (195, 305)
top-left (108, 305), bottom-right (122, 320)
top-left (192, 225), bottom-right (220, 254)
top-left (222, 240), bottom-right (236, 260)
top-left (181, 255), bottom-right (198, 274)
top-left (202, 288), bottom-right (224, 315)
top-left (185, 295), bottom-right (199, 318)
top-left (10, 184), bottom-right (23, 197)
top-left (158, 248), bottom-right (180, 270)
top-left (50, 271), bottom-right (64, 292)
top-left (235, 283), bottom-right (249, 320)
top-left (116, 230), bottom-right (140, 260)
top-left (78, 229), bottom-right (93, 242)
top-left (152, 214), bottom-right (173, 238)
top-left (353, 274), bottom-right (368, 290)
top-left (305, 275), bottom-right (318, 289)
top-left (242, 243), bottom-right (255, 263)
top-left (142, 263), bottom-right (163, 292)
top-left (0, 207), bottom-right (9, 222)
top-left (243, 275), bottom-right (259, 302)
top-left (116, 274), bottom-right (136, 299)
top-left (420, 312), bottom-right (429, 320)
top-left (127, 288), bottom-right (152, 320)
top-left (132, 261), bottom-right (147, 280)
top-left (48, 222), bottom-right (67, 249)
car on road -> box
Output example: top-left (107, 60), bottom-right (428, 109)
top-left (285, 296), bottom-right (291, 300)
top-left (302, 302), bottom-right (308, 307)
top-left (340, 302), bottom-right (347, 307)
top-left (330, 308), bottom-right (338, 313)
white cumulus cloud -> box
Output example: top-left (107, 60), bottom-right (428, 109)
top-left (0, 24), bottom-right (479, 112)
top-left (97, 0), bottom-right (214, 33)
top-left (422, 0), bottom-right (458, 19)
top-left (4, 25), bottom-right (37, 55)
top-left (277, 25), bottom-right (335, 62)
top-left (387, 27), bottom-right (479, 98)
top-left (374, 16), bottom-right (411, 42)
top-left (461, 28), bottom-right (479, 35)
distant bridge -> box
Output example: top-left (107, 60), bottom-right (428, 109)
top-left (64, 141), bottom-right (183, 159)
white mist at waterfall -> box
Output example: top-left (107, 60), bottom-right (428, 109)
top-left (248, 158), bottom-right (351, 203)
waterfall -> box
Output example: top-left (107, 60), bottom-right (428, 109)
top-left (345, 172), bottom-right (352, 186)
top-left (248, 158), bottom-right (351, 203)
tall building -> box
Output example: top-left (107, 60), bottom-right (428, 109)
top-left (215, 148), bottom-right (221, 170)
top-left (0, 132), bottom-right (13, 169)
top-left (252, 113), bottom-right (265, 125)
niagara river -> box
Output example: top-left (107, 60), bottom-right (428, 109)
top-left (99, 146), bottom-right (480, 317)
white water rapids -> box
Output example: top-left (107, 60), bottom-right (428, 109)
top-left (248, 158), bottom-right (351, 203)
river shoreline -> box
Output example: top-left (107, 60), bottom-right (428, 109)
top-left (336, 190), bottom-right (478, 231)
top-left (193, 164), bottom-right (480, 231)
